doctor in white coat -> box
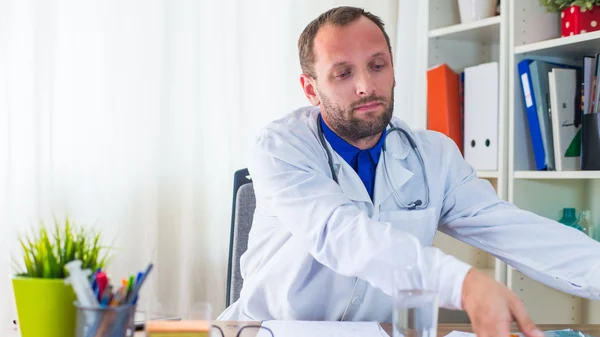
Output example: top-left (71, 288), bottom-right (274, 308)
top-left (219, 6), bottom-right (600, 337)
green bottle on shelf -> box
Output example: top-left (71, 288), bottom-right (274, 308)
top-left (559, 208), bottom-right (583, 231)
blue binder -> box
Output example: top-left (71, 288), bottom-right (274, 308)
top-left (518, 59), bottom-right (547, 170)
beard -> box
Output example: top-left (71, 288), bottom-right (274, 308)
top-left (319, 88), bottom-right (394, 143)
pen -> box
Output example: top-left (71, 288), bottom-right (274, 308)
top-left (96, 272), bottom-right (108, 302)
top-left (90, 272), bottom-right (97, 289)
top-left (127, 263), bottom-right (153, 304)
top-left (126, 275), bottom-right (134, 299)
top-left (135, 271), bottom-right (143, 287)
top-left (99, 285), bottom-right (113, 307)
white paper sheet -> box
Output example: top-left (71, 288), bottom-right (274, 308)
top-left (257, 320), bottom-right (390, 337)
top-left (444, 331), bottom-right (477, 337)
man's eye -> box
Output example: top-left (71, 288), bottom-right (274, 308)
top-left (336, 71), bottom-right (350, 79)
top-left (373, 63), bottom-right (384, 70)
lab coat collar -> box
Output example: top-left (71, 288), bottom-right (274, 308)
top-left (383, 123), bottom-right (411, 160)
top-left (324, 123), bottom-right (414, 205)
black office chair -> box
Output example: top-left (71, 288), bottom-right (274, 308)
top-left (226, 168), bottom-right (255, 307)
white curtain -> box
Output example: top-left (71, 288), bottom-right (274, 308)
top-left (0, 0), bottom-right (398, 331)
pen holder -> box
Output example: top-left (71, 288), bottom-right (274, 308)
top-left (75, 304), bottom-right (136, 337)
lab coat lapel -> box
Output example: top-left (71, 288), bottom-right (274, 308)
top-left (373, 131), bottom-right (414, 208)
top-left (315, 119), bottom-right (372, 203)
top-left (330, 152), bottom-right (372, 203)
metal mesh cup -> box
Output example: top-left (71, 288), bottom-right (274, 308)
top-left (75, 303), bottom-right (136, 337)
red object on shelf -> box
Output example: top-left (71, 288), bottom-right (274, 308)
top-left (426, 64), bottom-right (463, 154)
top-left (561, 5), bottom-right (600, 37)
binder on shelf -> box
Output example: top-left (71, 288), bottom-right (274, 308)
top-left (529, 60), bottom-right (559, 170)
top-left (427, 64), bottom-right (463, 154)
top-left (459, 71), bottom-right (465, 148)
top-left (548, 68), bottom-right (581, 171)
top-left (587, 53), bottom-right (600, 115)
top-left (463, 62), bottom-right (498, 171)
top-left (581, 113), bottom-right (600, 170)
top-left (517, 59), bottom-right (547, 170)
top-left (531, 60), bottom-right (581, 170)
top-left (591, 53), bottom-right (600, 114)
top-left (582, 56), bottom-right (597, 115)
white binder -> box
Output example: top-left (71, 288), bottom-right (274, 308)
top-left (463, 62), bottom-right (499, 171)
top-left (548, 68), bottom-right (580, 171)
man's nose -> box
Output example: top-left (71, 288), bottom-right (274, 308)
top-left (355, 70), bottom-right (376, 97)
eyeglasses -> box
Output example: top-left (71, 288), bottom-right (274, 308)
top-left (212, 323), bottom-right (274, 337)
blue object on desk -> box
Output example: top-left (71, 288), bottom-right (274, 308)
top-left (542, 330), bottom-right (594, 337)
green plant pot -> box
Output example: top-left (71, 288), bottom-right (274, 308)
top-left (12, 276), bottom-right (77, 337)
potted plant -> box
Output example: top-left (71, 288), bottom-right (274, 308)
top-left (539, 0), bottom-right (600, 36)
top-left (12, 218), bottom-right (111, 337)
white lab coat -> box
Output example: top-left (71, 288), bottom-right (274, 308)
top-left (218, 106), bottom-right (600, 322)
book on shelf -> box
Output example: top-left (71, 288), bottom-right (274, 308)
top-left (426, 62), bottom-right (498, 172)
top-left (427, 64), bottom-right (463, 154)
top-left (518, 55), bottom-right (600, 171)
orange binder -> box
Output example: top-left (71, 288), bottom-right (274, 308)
top-left (427, 64), bottom-right (463, 154)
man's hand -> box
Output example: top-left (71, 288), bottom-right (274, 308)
top-left (461, 268), bottom-right (544, 337)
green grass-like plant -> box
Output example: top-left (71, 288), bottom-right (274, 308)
top-left (15, 217), bottom-right (112, 278)
top-left (539, 0), bottom-right (600, 12)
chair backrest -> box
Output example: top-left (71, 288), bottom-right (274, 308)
top-left (226, 168), bottom-right (255, 307)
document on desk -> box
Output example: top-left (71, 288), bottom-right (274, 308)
top-left (444, 332), bottom-right (477, 337)
top-left (444, 330), bottom-right (594, 337)
top-left (257, 320), bottom-right (390, 337)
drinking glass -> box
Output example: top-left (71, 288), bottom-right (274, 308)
top-left (392, 265), bottom-right (439, 337)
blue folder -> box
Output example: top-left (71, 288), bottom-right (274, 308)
top-left (517, 59), bottom-right (547, 170)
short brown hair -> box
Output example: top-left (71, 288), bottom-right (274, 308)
top-left (298, 6), bottom-right (392, 79)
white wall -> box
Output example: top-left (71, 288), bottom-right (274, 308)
top-left (394, 0), bottom-right (428, 131)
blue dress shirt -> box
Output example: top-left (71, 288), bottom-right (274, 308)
top-left (319, 115), bottom-right (386, 201)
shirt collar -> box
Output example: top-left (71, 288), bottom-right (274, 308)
top-left (319, 114), bottom-right (386, 164)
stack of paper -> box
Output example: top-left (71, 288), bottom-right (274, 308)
top-left (257, 320), bottom-right (390, 337)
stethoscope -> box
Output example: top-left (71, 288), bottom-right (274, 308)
top-left (317, 115), bottom-right (430, 210)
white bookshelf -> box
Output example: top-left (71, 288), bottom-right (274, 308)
top-left (507, 0), bottom-right (600, 324)
top-left (514, 171), bottom-right (600, 179)
top-left (429, 15), bottom-right (502, 42)
top-left (477, 170), bottom-right (500, 179)
top-left (423, 0), bottom-right (600, 324)
top-left (425, 0), bottom-right (509, 288)
top-left (514, 30), bottom-right (600, 57)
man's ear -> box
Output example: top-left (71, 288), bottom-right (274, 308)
top-left (300, 74), bottom-right (320, 106)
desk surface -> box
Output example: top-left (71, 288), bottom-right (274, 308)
top-left (7, 322), bottom-right (600, 336)
top-left (143, 322), bottom-right (600, 337)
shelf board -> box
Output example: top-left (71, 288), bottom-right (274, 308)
top-left (477, 170), bottom-right (499, 179)
top-left (429, 16), bottom-right (501, 43)
top-left (513, 170), bottom-right (600, 179)
top-left (514, 30), bottom-right (600, 57)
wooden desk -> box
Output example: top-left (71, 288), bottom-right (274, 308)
top-left (136, 322), bottom-right (600, 337)
top-left (7, 322), bottom-right (600, 336)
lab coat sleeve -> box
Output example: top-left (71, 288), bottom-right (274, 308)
top-left (248, 128), bottom-right (473, 309)
top-left (438, 136), bottom-right (600, 300)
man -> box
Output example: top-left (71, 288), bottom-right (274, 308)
top-left (218, 6), bottom-right (600, 337)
